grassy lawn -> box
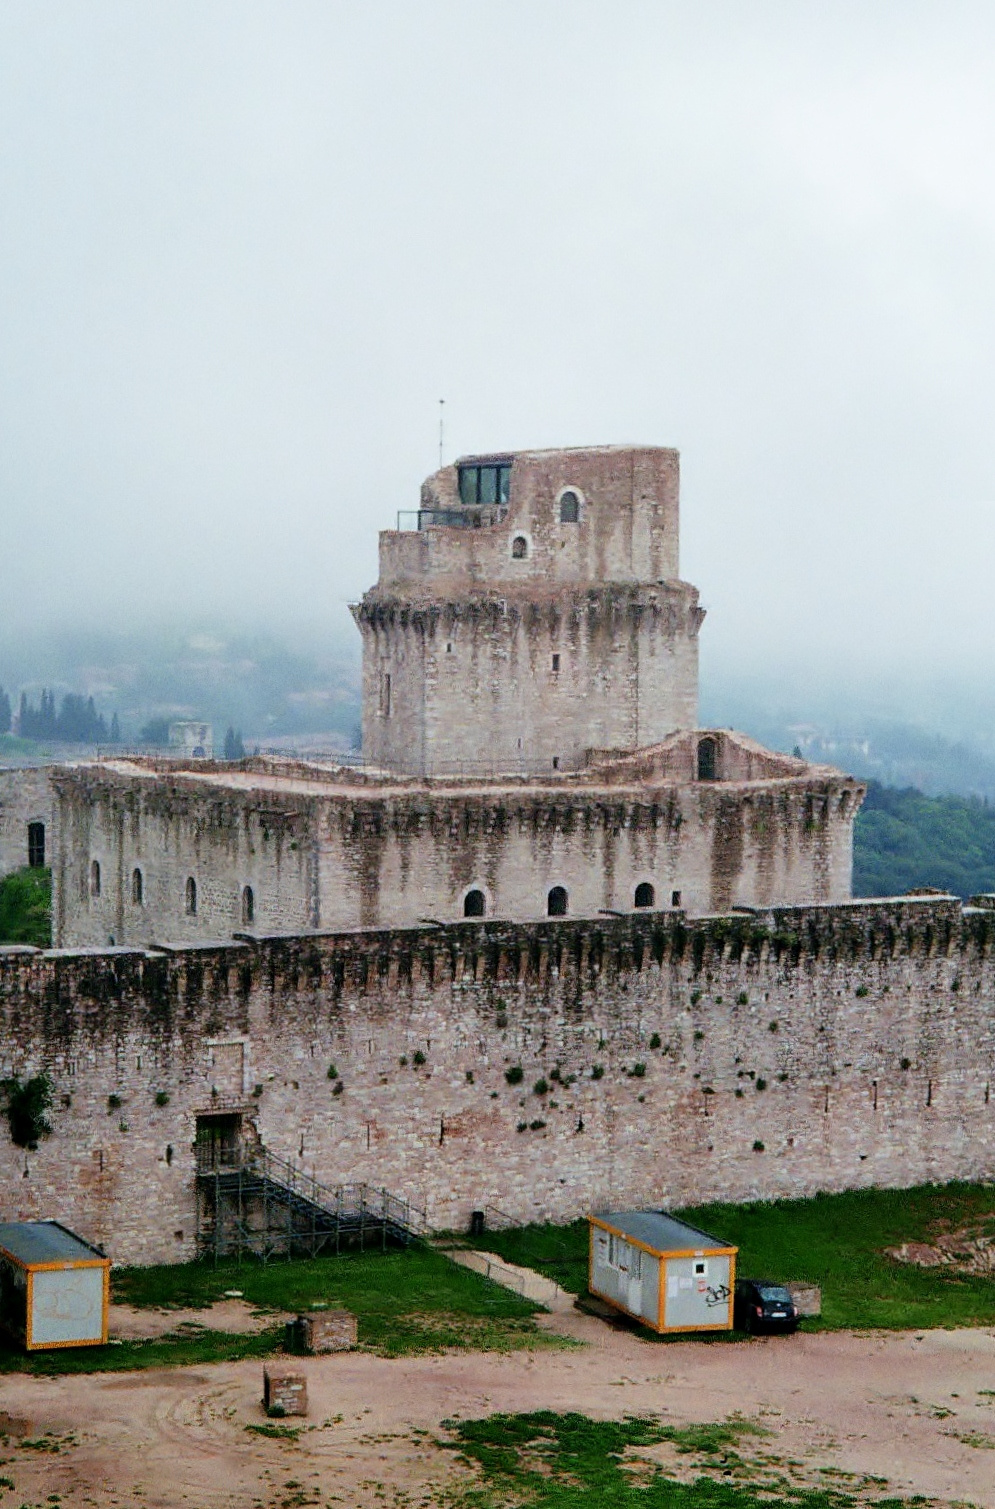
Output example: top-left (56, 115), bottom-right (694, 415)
top-left (0, 1243), bottom-right (551, 1376)
top-left (471, 1181), bottom-right (995, 1332)
top-left (443, 1410), bottom-right (922, 1507)
top-left (0, 1327), bottom-right (281, 1378)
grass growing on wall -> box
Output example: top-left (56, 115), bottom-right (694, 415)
top-left (471, 1181), bottom-right (995, 1333)
top-left (0, 866), bottom-right (51, 947)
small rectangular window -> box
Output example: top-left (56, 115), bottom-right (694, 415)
top-left (551, 653), bottom-right (560, 673)
top-left (671, 889), bottom-right (682, 907)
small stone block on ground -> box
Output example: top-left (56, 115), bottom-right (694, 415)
top-left (263, 1368), bottom-right (308, 1416)
top-left (285, 1310), bottom-right (357, 1354)
top-left (785, 1282), bottom-right (822, 1316)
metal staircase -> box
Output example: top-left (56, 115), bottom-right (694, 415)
top-left (195, 1143), bottom-right (430, 1263)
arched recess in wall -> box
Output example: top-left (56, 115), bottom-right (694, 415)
top-left (185, 876), bottom-right (197, 915)
top-left (90, 859), bottom-right (101, 898)
top-left (697, 737), bottom-right (717, 781)
top-left (132, 868), bottom-right (143, 906)
top-left (511, 535), bottom-right (529, 560)
top-left (634, 882), bottom-right (655, 909)
top-left (547, 885), bottom-right (568, 917)
top-left (558, 488), bottom-right (581, 524)
top-left (463, 888), bottom-right (486, 917)
top-left (241, 885), bottom-right (254, 926)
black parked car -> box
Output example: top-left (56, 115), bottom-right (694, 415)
top-left (734, 1279), bottom-right (799, 1334)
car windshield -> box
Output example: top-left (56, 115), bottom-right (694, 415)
top-left (757, 1285), bottom-right (791, 1303)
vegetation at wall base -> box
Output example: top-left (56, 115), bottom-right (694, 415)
top-left (0, 866), bottom-right (51, 947)
top-left (853, 780), bottom-right (995, 898)
top-left (472, 1182), bottom-right (995, 1333)
top-left (443, 1409), bottom-right (927, 1507)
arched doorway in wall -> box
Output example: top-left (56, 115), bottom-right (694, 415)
top-left (547, 885), bottom-right (568, 917)
top-left (697, 736), bottom-right (717, 781)
top-left (634, 882), bottom-right (655, 909)
top-left (463, 888), bottom-right (485, 917)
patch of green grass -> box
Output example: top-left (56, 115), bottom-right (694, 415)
top-left (0, 1328), bottom-right (281, 1378)
top-left (0, 867), bottom-right (51, 947)
top-left (472, 1182), bottom-right (995, 1331)
top-left (245, 1422), bottom-right (303, 1441)
top-left (110, 1244), bottom-right (546, 1363)
top-left (443, 1411), bottom-right (925, 1508)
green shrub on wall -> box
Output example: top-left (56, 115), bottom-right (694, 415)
top-left (1, 1073), bottom-right (53, 1149)
top-left (0, 867), bottom-right (51, 947)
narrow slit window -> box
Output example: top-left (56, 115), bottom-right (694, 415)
top-left (185, 876), bottom-right (197, 915)
top-left (241, 885), bottom-right (254, 926)
top-left (551, 653), bottom-right (560, 673)
top-left (380, 671), bottom-right (392, 717)
top-left (671, 889), bottom-right (682, 908)
top-left (90, 859), bottom-right (101, 898)
top-left (132, 868), bottom-right (143, 906)
top-left (27, 821), bottom-right (45, 868)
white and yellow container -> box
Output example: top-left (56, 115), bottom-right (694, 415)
top-left (0, 1221), bottom-right (110, 1350)
top-left (588, 1209), bottom-right (736, 1333)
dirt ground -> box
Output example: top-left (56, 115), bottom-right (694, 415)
top-left (2, 1310), bottom-right (995, 1509)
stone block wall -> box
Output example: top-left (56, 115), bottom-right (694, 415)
top-left (356, 584), bottom-right (702, 775)
top-left (2, 896), bottom-right (994, 1267)
top-left (50, 761), bottom-right (859, 947)
top-left (0, 768), bottom-right (54, 879)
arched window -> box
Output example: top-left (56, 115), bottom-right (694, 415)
top-left (463, 888), bottom-right (485, 917)
top-left (547, 885), bottom-right (568, 917)
top-left (697, 736), bottom-right (717, 781)
top-left (241, 885), bottom-right (254, 925)
top-left (185, 876), bottom-right (197, 915)
top-left (511, 535), bottom-right (528, 559)
top-left (90, 859), bottom-right (101, 898)
top-left (559, 489), bottom-right (580, 523)
top-left (634, 882), bottom-right (655, 909)
top-left (27, 821), bottom-right (45, 868)
top-left (132, 868), bottom-right (143, 906)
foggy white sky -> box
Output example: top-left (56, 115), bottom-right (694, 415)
top-left (2, 1), bottom-right (995, 681)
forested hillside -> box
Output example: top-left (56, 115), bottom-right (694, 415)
top-left (853, 781), bottom-right (995, 899)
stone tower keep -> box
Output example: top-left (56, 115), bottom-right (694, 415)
top-left (353, 445), bottom-right (704, 774)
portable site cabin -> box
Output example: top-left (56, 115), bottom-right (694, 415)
top-left (588, 1210), bottom-right (737, 1333)
top-left (0, 1221), bottom-right (109, 1350)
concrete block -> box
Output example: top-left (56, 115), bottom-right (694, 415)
top-left (285, 1310), bottom-right (357, 1354)
top-left (263, 1367), bottom-right (308, 1416)
top-left (785, 1282), bottom-right (821, 1316)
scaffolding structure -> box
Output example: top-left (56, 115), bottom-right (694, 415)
top-left (195, 1142), bottom-right (429, 1263)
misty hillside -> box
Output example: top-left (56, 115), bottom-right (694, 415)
top-left (853, 782), bottom-right (995, 900)
top-left (0, 623), bottom-right (362, 750)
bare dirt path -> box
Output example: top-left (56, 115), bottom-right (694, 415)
top-left (2, 1318), bottom-right (995, 1508)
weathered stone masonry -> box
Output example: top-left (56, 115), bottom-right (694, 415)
top-left (2, 895), bottom-right (994, 1265)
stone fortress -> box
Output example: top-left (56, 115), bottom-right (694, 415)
top-left (0, 444), bottom-right (993, 1265)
